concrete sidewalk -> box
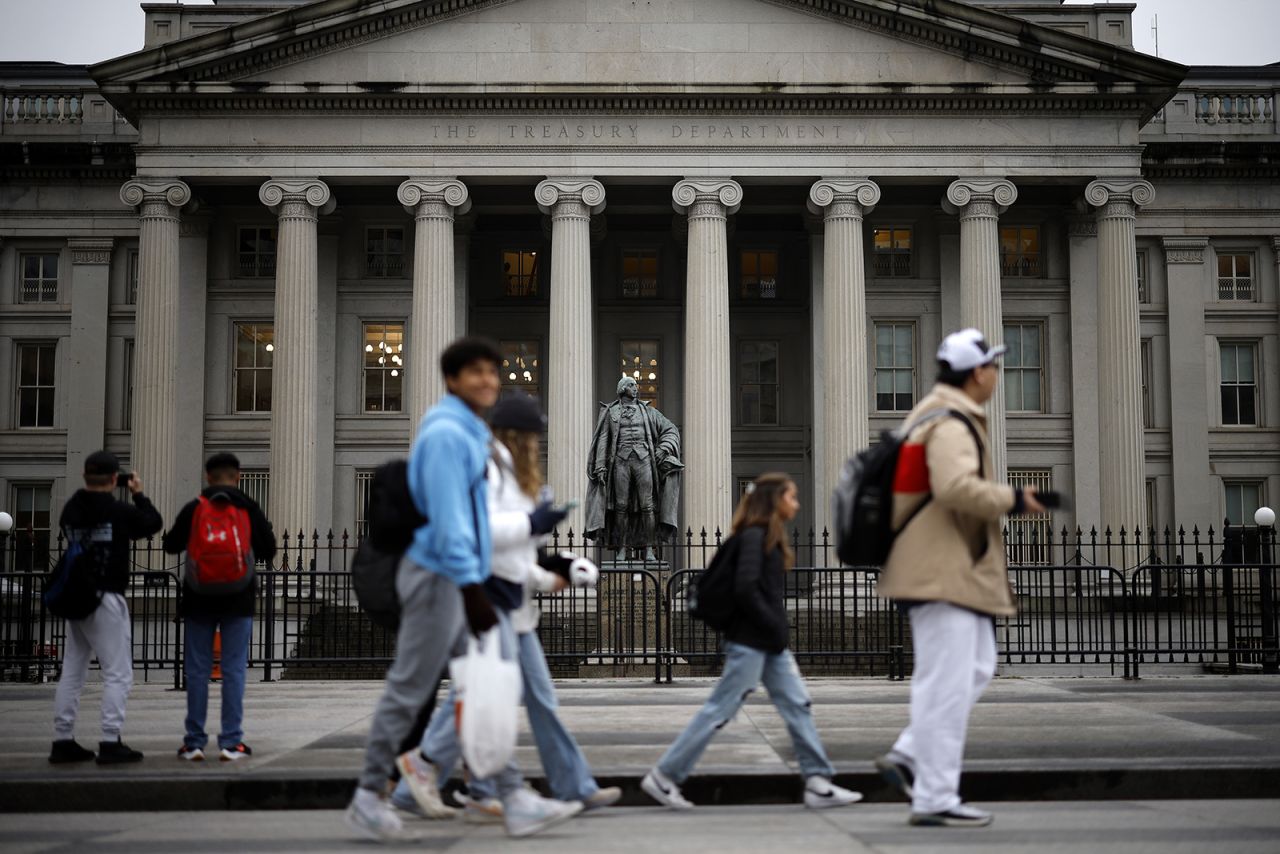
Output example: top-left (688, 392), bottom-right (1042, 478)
top-left (3, 675), bottom-right (1279, 811)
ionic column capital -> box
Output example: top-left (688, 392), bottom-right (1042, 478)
top-left (943, 178), bottom-right (1017, 218)
top-left (807, 178), bottom-right (880, 220)
top-left (1161, 236), bottom-right (1209, 265)
top-left (398, 178), bottom-right (470, 218)
top-left (535, 178), bottom-right (606, 218)
top-left (259, 179), bottom-right (335, 219)
top-left (672, 178), bottom-right (742, 219)
top-left (1085, 179), bottom-right (1155, 220)
top-left (120, 179), bottom-right (192, 220)
top-left (67, 238), bottom-right (114, 265)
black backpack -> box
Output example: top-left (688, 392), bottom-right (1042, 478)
top-left (832, 409), bottom-right (981, 567)
top-left (43, 530), bottom-right (102, 620)
top-left (351, 460), bottom-right (426, 631)
top-left (687, 535), bottom-right (742, 631)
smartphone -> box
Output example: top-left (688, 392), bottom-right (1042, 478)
top-left (1036, 490), bottom-right (1069, 510)
top-left (116, 472), bottom-right (132, 488)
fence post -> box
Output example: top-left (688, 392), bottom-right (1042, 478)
top-left (262, 573), bottom-right (275, 682)
top-left (1260, 526), bottom-right (1277, 674)
top-left (1224, 562), bottom-right (1237, 675)
top-left (173, 574), bottom-right (183, 691)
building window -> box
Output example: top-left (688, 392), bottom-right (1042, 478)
top-left (363, 322), bottom-right (405, 413)
top-left (874, 323), bottom-right (915, 412)
top-left (239, 470), bottom-right (270, 514)
top-left (503, 250), bottom-right (539, 297)
top-left (1002, 323), bottom-right (1044, 412)
top-left (740, 249), bottom-right (778, 299)
top-left (366, 228), bottom-right (405, 278)
top-left (1136, 251), bottom-right (1148, 303)
top-left (1219, 341), bottom-right (1258, 426)
top-left (1216, 253), bottom-right (1254, 301)
top-left (233, 323), bottom-right (273, 413)
top-left (1008, 469), bottom-right (1053, 565)
top-left (16, 343), bottom-right (56, 427)
top-left (872, 228), bottom-right (912, 277)
top-left (1224, 481), bottom-right (1263, 527)
top-left (620, 339), bottom-right (661, 406)
top-left (355, 470), bottom-right (374, 541)
top-left (1140, 339), bottom-right (1153, 428)
top-left (126, 249), bottom-right (139, 305)
top-left (739, 340), bottom-right (779, 426)
top-left (123, 340), bottom-right (135, 431)
top-left (237, 227), bottom-right (277, 278)
top-left (499, 340), bottom-right (541, 399)
top-left (10, 483), bottom-right (52, 572)
top-left (19, 252), bottom-right (59, 303)
top-left (999, 226), bottom-right (1041, 277)
top-left (621, 249), bottom-right (659, 298)
top-left (1145, 478), bottom-right (1158, 533)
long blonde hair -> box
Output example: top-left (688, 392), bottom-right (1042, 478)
top-left (730, 473), bottom-right (795, 571)
top-left (493, 428), bottom-right (543, 499)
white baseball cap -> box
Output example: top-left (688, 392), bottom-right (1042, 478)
top-left (936, 328), bottom-right (1008, 371)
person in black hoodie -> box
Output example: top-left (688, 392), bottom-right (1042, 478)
top-left (163, 452), bottom-right (276, 762)
top-left (50, 450), bottom-right (163, 765)
top-left (641, 473), bottom-right (862, 811)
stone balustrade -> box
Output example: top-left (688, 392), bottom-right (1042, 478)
top-left (1196, 92), bottom-right (1275, 124)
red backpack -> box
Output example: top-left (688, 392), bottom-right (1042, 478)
top-left (185, 495), bottom-right (255, 594)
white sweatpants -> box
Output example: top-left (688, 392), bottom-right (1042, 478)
top-left (52, 592), bottom-right (134, 741)
top-left (890, 601), bottom-right (996, 814)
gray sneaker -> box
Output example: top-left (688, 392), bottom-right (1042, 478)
top-left (395, 751), bottom-right (458, 820)
top-left (345, 790), bottom-right (419, 842)
top-left (583, 786), bottom-right (623, 811)
top-left (502, 787), bottom-right (582, 838)
top-left (909, 803), bottom-right (993, 827)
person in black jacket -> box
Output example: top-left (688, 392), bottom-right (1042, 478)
top-left (642, 473), bottom-right (862, 811)
top-left (163, 452), bottom-right (276, 762)
top-left (50, 450), bottom-right (163, 765)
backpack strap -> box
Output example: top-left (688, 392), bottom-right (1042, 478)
top-left (893, 408), bottom-right (986, 533)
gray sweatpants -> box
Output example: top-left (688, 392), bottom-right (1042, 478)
top-left (53, 592), bottom-right (134, 741)
top-left (358, 557), bottom-right (466, 792)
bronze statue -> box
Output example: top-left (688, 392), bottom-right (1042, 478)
top-left (585, 376), bottom-right (682, 559)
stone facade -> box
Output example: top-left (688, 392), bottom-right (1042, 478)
top-left (1, 0), bottom-right (1277, 551)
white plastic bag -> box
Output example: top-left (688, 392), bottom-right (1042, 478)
top-left (448, 627), bottom-right (521, 779)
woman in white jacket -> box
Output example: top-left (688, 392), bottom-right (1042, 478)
top-left (392, 394), bottom-right (620, 823)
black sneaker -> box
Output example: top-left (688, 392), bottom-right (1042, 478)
top-left (874, 754), bottom-right (915, 800)
top-left (49, 739), bottom-right (95, 764)
top-left (909, 803), bottom-right (993, 827)
top-left (96, 738), bottom-right (144, 764)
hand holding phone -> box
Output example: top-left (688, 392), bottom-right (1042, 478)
top-left (1035, 490), bottom-right (1070, 510)
top-left (116, 472), bottom-right (131, 488)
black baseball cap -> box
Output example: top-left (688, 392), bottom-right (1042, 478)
top-left (84, 450), bottom-right (121, 476)
top-left (490, 394), bottom-right (546, 433)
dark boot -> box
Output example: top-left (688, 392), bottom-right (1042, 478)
top-left (96, 738), bottom-right (144, 764)
top-left (49, 739), bottom-right (95, 764)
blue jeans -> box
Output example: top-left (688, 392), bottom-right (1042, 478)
top-left (656, 642), bottom-right (835, 784)
top-left (183, 615), bottom-right (253, 751)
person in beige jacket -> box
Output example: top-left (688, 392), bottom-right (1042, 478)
top-left (874, 328), bottom-right (1045, 828)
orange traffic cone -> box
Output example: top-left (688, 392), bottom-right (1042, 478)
top-left (211, 629), bottom-right (222, 682)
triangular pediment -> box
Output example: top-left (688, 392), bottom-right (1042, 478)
top-left (91, 0), bottom-right (1185, 117)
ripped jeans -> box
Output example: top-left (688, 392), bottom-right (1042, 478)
top-left (655, 642), bottom-right (835, 783)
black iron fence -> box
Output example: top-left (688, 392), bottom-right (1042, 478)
top-left (1, 524), bottom-right (1275, 684)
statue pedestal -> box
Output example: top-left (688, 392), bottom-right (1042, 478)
top-left (596, 559), bottom-right (667, 669)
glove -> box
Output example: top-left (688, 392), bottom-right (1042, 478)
top-left (568, 555), bottom-right (600, 589)
top-left (460, 584), bottom-right (498, 636)
top-left (528, 500), bottom-right (569, 536)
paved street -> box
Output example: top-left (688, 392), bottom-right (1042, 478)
top-left (3, 801), bottom-right (1279, 853)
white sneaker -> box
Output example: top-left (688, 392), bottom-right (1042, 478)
top-left (803, 776), bottom-right (864, 809)
top-left (640, 768), bottom-right (694, 811)
top-left (583, 786), bottom-right (623, 811)
top-left (909, 802), bottom-right (994, 827)
top-left (395, 751), bottom-right (458, 819)
top-left (345, 788), bottom-right (418, 842)
top-left (502, 788), bottom-right (583, 838)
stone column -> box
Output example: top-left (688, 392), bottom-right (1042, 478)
top-left (536, 178), bottom-right (605, 535)
top-left (1067, 216), bottom-right (1103, 531)
top-left (808, 179), bottom-right (880, 518)
top-left (673, 179), bottom-right (742, 535)
top-left (64, 239), bottom-right (114, 485)
top-left (1085, 179), bottom-right (1155, 532)
top-left (120, 179), bottom-right (191, 522)
top-left (259, 179), bottom-right (334, 539)
top-left (1163, 237), bottom-right (1213, 528)
top-left (398, 179), bottom-right (470, 428)
top-left (943, 178), bottom-right (1018, 483)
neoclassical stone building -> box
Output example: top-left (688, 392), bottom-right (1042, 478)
top-left (1, 0), bottom-right (1277, 560)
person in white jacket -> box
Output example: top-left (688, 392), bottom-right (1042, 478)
top-left (392, 394), bottom-right (621, 823)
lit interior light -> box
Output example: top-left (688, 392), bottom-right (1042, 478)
top-left (264, 343), bottom-right (274, 352)
top-left (378, 356), bottom-right (385, 365)
top-left (397, 344), bottom-right (403, 352)
top-left (503, 359), bottom-right (510, 367)
top-left (523, 371), bottom-right (532, 381)
top-left (365, 344), bottom-right (374, 353)
top-left (509, 372), bottom-right (517, 380)
top-left (633, 370), bottom-right (641, 378)
top-left (648, 373), bottom-right (656, 380)
top-left (390, 369), bottom-right (399, 377)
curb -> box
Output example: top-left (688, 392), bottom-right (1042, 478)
top-left (4, 766), bottom-right (1278, 812)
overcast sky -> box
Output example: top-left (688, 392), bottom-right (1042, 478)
top-left (0, 0), bottom-right (1275, 66)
